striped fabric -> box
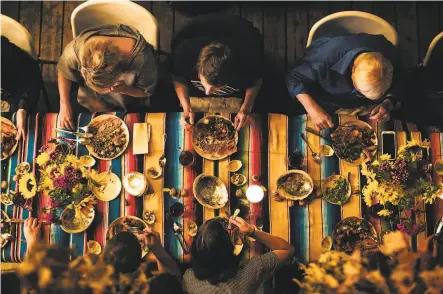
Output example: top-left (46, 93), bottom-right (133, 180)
top-left (1, 112), bottom-right (442, 264)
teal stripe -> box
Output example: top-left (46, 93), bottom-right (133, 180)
top-left (288, 115), bottom-right (309, 263)
top-left (164, 113), bottom-right (184, 259)
top-left (321, 115), bottom-right (341, 238)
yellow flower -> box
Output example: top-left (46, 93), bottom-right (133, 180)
top-left (377, 209), bottom-right (392, 216)
top-left (363, 191), bottom-right (373, 207)
top-left (324, 274), bottom-right (339, 289)
top-left (420, 266), bottom-right (443, 292)
top-left (65, 154), bottom-right (79, 165)
top-left (371, 160), bottom-right (380, 166)
top-left (36, 152), bottom-right (50, 167)
top-left (19, 173), bottom-right (37, 199)
top-left (380, 231), bottom-right (410, 255)
top-left (380, 154), bottom-right (391, 161)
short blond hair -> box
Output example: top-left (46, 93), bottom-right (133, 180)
top-left (79, 38), bottom-right (121, 93)
top-left (352, 52), bottom-right (393, 100)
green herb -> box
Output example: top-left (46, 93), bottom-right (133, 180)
top-left (324, 177), bottom-right (349, 205)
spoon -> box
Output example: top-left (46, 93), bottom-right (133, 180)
top-left (300, 133), bottom-right (321, 164)
top-left (158, 134), bottom-right (167, 168)
top-left (78, 126), bottom-right (90, 133)
top-left (56, 128), bottom-right (93, 138)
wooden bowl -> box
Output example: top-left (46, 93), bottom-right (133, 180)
top-left (276, 170), bottom-right (314, 201)
top-left (193, 174), bottom-right (228, 209)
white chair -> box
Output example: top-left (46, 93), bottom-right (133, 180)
top-left (423, 31), bottom-right (443, 67)
top-left (0, 14), bottom-right (37, 59)
top-left (71, 0), bottom-right (158, 50)
top-left (307, 11), bottom-right (398, 47)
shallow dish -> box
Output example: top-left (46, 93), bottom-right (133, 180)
top-left (276, 170), bottom-right (314, 200)
top-left (192, 115), bottom-right (238, 160)
top-left (61, 206), bottom-right (95, 234)
top-left (322, 174), bottom-right (351, 205)
top-left (1, 117), bottom-right (18, 161)
top-left (86, 114), bottom-right (129, 160)
top-left (92, 172), bottom-right (122, 201)
top-left (107, 215), bottom-right (149, 257)
top-left (193, 174), bottom-right (229, 209)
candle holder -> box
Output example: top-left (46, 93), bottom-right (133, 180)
top-left (123, 172), bottom-right (148, 197)
top-left (246, 185), bottom-right (265, 203)
top-left (179, 151), bottom-right (196, 168)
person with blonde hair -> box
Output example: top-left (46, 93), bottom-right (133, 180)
top-left (286, 33), bottom-right (404, 131)
top-left (57, 24), bottom-right (158, 129)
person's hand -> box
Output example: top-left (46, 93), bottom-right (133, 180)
top-left (234, 112), bottom-right (251, 131)
top-left (58, 105), bottom-right (75, 130)
top-left (23, 217), bottom-right (42, 246)
top-left (16, 109), bottom-right (26, 141)
top-left (369, 100), bottom-right (393, 122)
top-left (180, 110), bottom-right (195, 131)
top-left (229, 216), bottom-right (254, 235)
top-left (142, 227), bottom-right (161, 249)
top-left (306, 104), bottom-right (334, 131)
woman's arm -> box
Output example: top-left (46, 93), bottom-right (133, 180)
top-left (57, 72), bottom-right (75, 130)
top-left (172, 75), bottom-right (194, 130)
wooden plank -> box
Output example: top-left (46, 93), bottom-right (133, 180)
top-left (329, 2), bottom-right (351, 13)
top-left (287, 4), bottom-right (308, 69)
top-left (351, 2), bottom-right (373, 13)
top-left (40, 1), bottom-right (63, 85)
top-left (417, 2), bottom-right (440, 63)
top-left (19, 1), bottom-right (42, 56)
top-left (2, 1), bottom-right (20, 21)
top-left (203, 159), bottom-right (215, 222)
top-left (144, 113), bottom-right (165, 244)
top-left (151, 1), bottom-right (173, 54)
top-left (306, 117), bottom-right (323, 261)
top-left (62, 1), bottom-right (82, 50)
top-left (242, 4), bottom-right (263, 34)
top-left (264, 5), bottom-right (286, 74)
top-left (220, 3), bottom-right (241, 15)
top-left (308, 2), bottom-right (330, 28)
top-left (373, 2), bottom-right (397, 29)
top-left (268, 114), bottom-right (289, 241)
top-left (396, 2), bottom-right (419, 67)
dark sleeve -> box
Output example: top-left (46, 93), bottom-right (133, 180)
top-left (166, 39), bottom-right (201, 79)
top-left (19, 51), bottom-right (42, 111)
top-left (134, 44), bottom-right (158, 98)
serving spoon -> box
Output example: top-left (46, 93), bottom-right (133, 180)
top-left (300, 133), bottom-right (321, 164)
top-left (158, 134), bottom-right (167, 168)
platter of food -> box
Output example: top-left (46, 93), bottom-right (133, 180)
top-left (193, 174), bottom-right (229, 209)
top-left (332, 216), bottom-right (379, 255)
top-left (1, 210), bottom-right (12, 248)
top-left (107, 216), bottom-right (149, 257)
top-left (322, 174), bottom-right (351, 205)
top-left (330, 120), bottom-right (377, 165)
top-left (86, 114), bottom-right (129, 160)
top-left (192, 115), bottom-right (238, 160)
top-left (1, 117), bottom-right (18, 160)
top-left (277, 170), bottom-right (314, 200)
top-left (60, 206), bottom-right (95, 234)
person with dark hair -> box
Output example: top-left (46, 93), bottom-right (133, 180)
top-left (1, 36), bottom-right (43, 140)
top-left (183, 216), bottom-right (295, 293)
top-left (167, 14), bottom-right (264, 130)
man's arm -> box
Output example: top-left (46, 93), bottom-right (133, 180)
top-left (241, 78), bottom-right (262, 113)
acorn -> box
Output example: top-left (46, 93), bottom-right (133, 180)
top-left (252, 175), bottom-right (260, 181)
top-left (235, 189), bottom-right (244, 197)
top-left (1, 181), bottom-right (7, 190)
top-left (179, 189), bottom-right (187, 197)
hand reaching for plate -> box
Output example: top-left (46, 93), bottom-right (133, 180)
top-left (234, 112), bottom-right (251, 131)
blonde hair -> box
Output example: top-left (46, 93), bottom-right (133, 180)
top-left (79, 38), bottom-right (121, 93)
top-left (352, 52), bottom-right (393, 100)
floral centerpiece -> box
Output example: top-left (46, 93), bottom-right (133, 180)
top-left (294, 231), bottom-right (443, 293)
top-left (361, 140), bottom-right (443, 236)
top-left (36, 138), bottom-right (99, 225)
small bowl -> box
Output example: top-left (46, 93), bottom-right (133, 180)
top-left (228, 160), bottom-right (242, 172)
top-left (123, 172), bottom-right (148, 196)
top-left (322, 174), bottom-right (351, 205)
top-left (231, 173), bottom-right (247, 186)
top-left (147, 166), bottom-right (162, 179)
top-left (179, 151), bottom-right (196, 168)
top-left (61, 207), bottom-right (95, 234)
top-left (193, 174), bottom-right (228, 209)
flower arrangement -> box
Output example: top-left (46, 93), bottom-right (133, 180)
top-left (294, 231), bottom-right (443, 294)
top-left (36, 138), bottom-right (98, 225)
top-left (361, 140), bottom-right (443, 236)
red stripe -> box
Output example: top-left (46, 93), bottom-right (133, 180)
top-left (123, 114), bottom-right (139, 216)
top-left (430, 133), bottom-right (443, 228)
top-left (183, 127), bottom-right (197, 253)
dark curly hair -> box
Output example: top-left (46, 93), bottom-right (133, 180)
top-left (104, 232), bottom-right (142, 274)
top-left (197, 42), bottom-right (236, 87)
top-left (190, 217), bottom-right (241, 284)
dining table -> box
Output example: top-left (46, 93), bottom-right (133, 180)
top-left (1, 111), bottom-right (443, 266)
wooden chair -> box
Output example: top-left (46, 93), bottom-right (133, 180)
top-left (423, 31), bottom-right (443, 67)
top-left (71, 0), bottom-right (158, 50)
top-left (307, 11), bottom-right (398, 47)
top-left (0, 14), bottom-right (52, 112)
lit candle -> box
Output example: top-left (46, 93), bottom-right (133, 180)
top-left (130, 177), bottom-right (141, 188)
top-left (123, 172), bottom-right (148, 197)
top-left (246, 185), bottom-right (265, 203)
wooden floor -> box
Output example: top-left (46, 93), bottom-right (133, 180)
top-left (2, 1), bottom-right (443, 111)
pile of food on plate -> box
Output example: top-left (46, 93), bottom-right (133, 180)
top-left (88, 116), bottom-right (128, 159)
top-left (277, 171), bottom-right (313, 200)
top-left (331, 122), bottom-right (377, 164)
top-left (1, 118), bottom-right (18, 160)
top-left (323, 175), bottom-right (351, 205)
top-left (193, 174), bottom-right (228, 209)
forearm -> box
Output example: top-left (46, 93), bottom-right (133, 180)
top-left (58, 72), bottom-right (72, 110)
top-left (119, 86), bottom-right (148, 98)
top-left (296, 93), bottom-right (319, 112)
top-left (254, 229), bottom-right (293, 251)
top-left (172, 76), bottom-right (191, 111)
top-left (150, 243), bottom-right (182, 279)
top-left (241, 78), bottom-right (263, 112)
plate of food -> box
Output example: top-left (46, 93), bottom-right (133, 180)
top-left (107, 215), bottom-right (149, 257)
top-left (60, 206), bottom-right (95, 234)
top-left (276, 170), bottom-right (314, 200)
top-left (1, 210), bottom-right (12, 248)
top-left (322, 174), bottom-right (351, 205)
top-left (332, 216), bottom-right (379, 255)
top-left (86, 114), bottom-right (129, 160)
top-left (1, 117), bottom-right (18, 160)
top-left (331, 120), bottom-right (377, 165)
top-left (193, 174), bottom-right (229, 209)
top-left (192, 115), bottom-right (238, 160)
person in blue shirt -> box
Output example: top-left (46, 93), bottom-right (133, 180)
top-left (285, 33), bottom-right (404, 130)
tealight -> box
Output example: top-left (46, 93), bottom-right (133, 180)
top-left (123, 172), bottom-right (148, 196)
top-left (246, 185), bottom-right (265, 203)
